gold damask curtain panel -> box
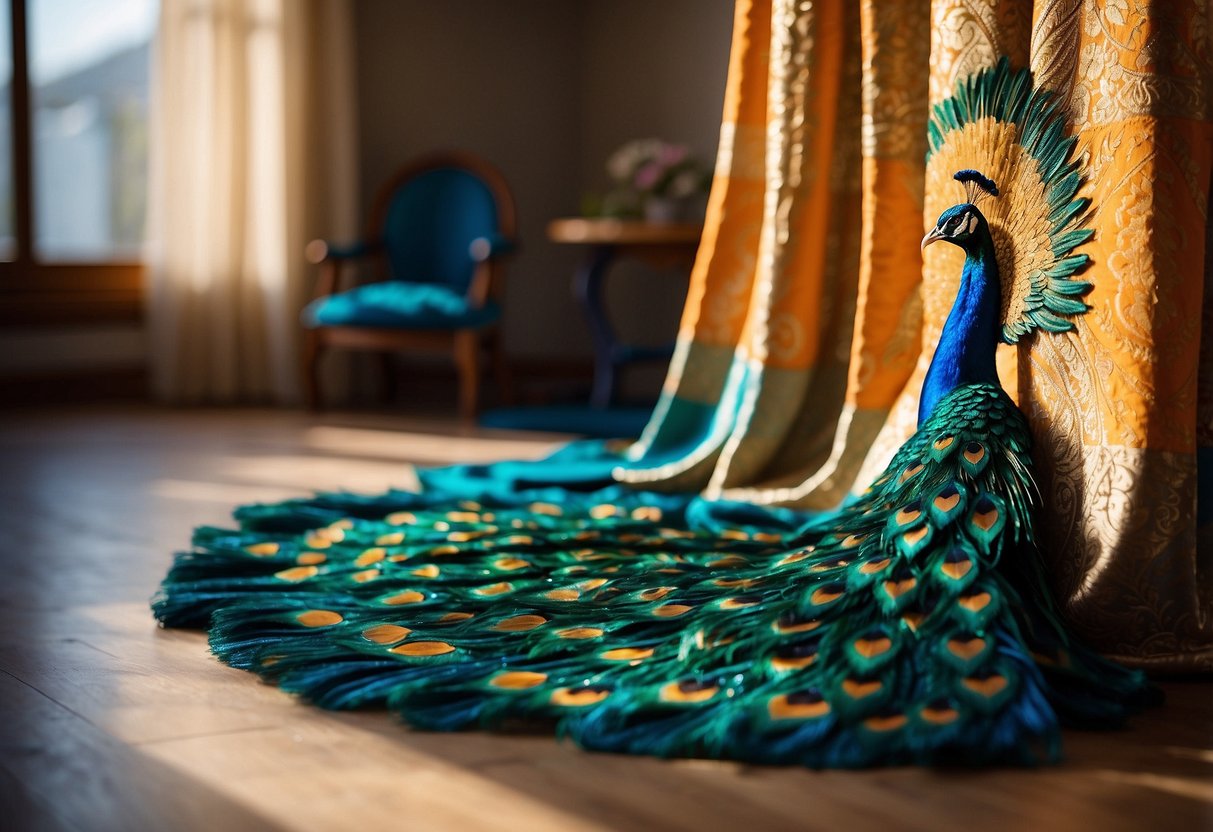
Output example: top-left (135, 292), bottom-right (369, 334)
top-left (617, 0), bottom-right (1212, 670)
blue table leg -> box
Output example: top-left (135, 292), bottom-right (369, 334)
top-left (574, 244), bottom-right (618, 408)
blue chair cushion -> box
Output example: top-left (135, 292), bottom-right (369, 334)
top-left (303, 282), bottom-right (500, 330)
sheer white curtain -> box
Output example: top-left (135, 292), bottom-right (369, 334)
top-left (148, 0), bottom-right (358, 403)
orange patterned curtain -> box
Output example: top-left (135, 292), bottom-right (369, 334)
top-left (619, 0), bottom-right (1213, 670)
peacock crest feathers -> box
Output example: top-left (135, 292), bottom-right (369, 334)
top-left (927, 57), bottom-right (1094, 343)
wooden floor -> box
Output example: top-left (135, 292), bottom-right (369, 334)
top-left (1, 405), bottom-right (1210, 832)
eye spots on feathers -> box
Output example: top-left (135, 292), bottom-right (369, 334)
top-left (490, 671), bottom-right (548, 689)
top-left (295, 610), bottom-right (343, 627)
top-left (957, 591), bottom-right (992, 612)
top-left (963, 442), bottom-right (986, 465)
top-left (899, 461), bottom-right (924, 484)
top-left (719, 596), bottom-right (760, 610)
top-left (713, 577), bottom-right (759, 588)
top-left (601, 647), bottom-right (654, 662)
top-left (932, 484), bottom-right (962, 514)
top-left (773, 614), bottom-right (822, 634)
top-left (659, 679), bottom-right (718, 703)
top-left (962, 673), bottom-right (1009, 697)
top-left (852, 634), bottom-right (893, 659)
top-left (274, 566), bottom-right (318, 582)
top-left (841, 678), bottom-right (882, 699)
top-left (970, 498), bottom-right (1001, 532)
top-left (638, 587), bottom-right (675, 601)
top-left (551, 685), bottom-right (612, 706)
top-left (391, 641), bottom-right (456, 657)
top-left (362, 623), bottom-right (412, 644)
top-left (245, 542), bottom-right (279, 557)
top-left (770, 641), bottom-right (819, 671)
top-left (893, 503), bottom-right (923, 528)
top-left (940, 547), bottom-right (973, 579)
top-left (777, 548), bottom-right (813, 566)
top-left (355, 548), bottom-right (386, 567)
top-left (381, 590), bottom-right (425, 606)
top-left (491, 614), bottom-right (547, 632)
top-left (768, 689), bottom-right (830, 720)
top-left (947, 635), bottom-right (987, 660)
top-left (546, 588), bottom-right (581, 601)
top-left (858, 558), bottom-right (891, 575)
top-left (882, 575), bottom-right (917, 600)
top-left (864, 711), bottom-right (908, 732)
top-left (556, 627), bottom-right (604, 639)
top-left (810, 584), bottom-right (845, 605)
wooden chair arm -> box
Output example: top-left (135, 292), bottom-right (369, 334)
top-left (305, 238), bottom-right (383, 300)
top-left (465, 236), bottom-right (516, 308)
top-left (468, 234), bottom-right (516, 264)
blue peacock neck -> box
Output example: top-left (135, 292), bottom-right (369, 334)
top-left (918, 228), bottom-right (1002, 426)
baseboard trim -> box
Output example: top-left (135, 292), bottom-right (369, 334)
top-left (0, 367), bottom-right (149, 408)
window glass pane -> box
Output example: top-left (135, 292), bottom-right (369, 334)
top-left (30, 0), bottom-right (156, 261)
top-left (0, 9), bottom-right (13, 261)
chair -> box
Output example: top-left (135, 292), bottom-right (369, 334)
top-left (302, 151), bottom-right (516, 419)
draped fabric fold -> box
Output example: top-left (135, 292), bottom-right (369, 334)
top-left (620, 0), bottom-right (1212, 670)
top-left (147, 0), bottom-right (358, 404)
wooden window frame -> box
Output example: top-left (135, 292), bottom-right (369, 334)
top-left (0, 0), bottom-right (144, 327)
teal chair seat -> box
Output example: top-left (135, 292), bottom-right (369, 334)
top-left (304, 282), bottom-right (501, 330)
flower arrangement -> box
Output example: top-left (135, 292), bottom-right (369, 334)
top-left (588, 138), bottom-right (711, 221)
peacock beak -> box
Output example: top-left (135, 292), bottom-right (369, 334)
top-left (921, 227), bottom-right (945, 250)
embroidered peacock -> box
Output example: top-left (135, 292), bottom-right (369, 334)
top-left (154, 61), bottom-right (1153, 767)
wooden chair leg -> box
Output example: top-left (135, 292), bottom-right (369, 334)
top-left (453, 331), bottom-right (480, 421)
top-left (489, 328), bottom-right (514, 406)
top-left (303, 330), bottom-right (323, 411)
top-left (378, 352), bottom-right (398, 404)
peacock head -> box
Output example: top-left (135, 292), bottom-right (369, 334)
top-left (921, 170), bottom-right (999, 253)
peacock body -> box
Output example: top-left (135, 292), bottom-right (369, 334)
top-left (153, 61), bottom-right (1153, 767)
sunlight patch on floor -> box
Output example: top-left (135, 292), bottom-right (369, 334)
top-left (1094, 769), bottom-right (1213, 802)
top-left (301, 425), bottom-right (566, 466)
top-left (216, 454), bottom-right (421, 493)
top-left (150, 478), bottom-right (315, 504)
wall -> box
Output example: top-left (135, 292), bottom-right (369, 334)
top-left (0, 1), bottom-right (734, 399)
top-left (353, 0), bottom-right (734, 390)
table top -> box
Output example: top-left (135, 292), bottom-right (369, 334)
top-left (547, 217), bottom-right (703, 245)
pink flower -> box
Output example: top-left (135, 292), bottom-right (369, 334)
top-left (634, 162), bottom-right (663, 190)
top-left (657, 144), bottom-right (688, 166)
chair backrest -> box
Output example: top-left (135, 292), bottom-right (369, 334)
top-left (368, 153), bottom-right (515, 295)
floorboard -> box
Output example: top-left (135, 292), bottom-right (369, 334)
top-left (0, 405), bottom-right (1209, 832)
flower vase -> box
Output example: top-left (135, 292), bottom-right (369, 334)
top-left (643, 197), bottom-right (681, 223)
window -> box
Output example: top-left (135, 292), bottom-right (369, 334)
top-left (1, 0), bottom-right (156, 324)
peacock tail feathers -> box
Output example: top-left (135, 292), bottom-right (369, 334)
top-left (153, 381), bottom-right (1153, 767)
top-left (926, 57), bottom-right (1094, 343)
